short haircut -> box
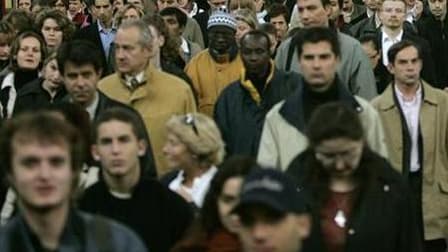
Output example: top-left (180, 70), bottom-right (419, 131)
top-left (266, 3), bottom-right (290, 23)
top-left (0, 111), bottom-right (85, 177)
top-left (295, 27), bottom-right (340, 58)
top-left (387, 40), bottom-right (421, 65)
top-left (359, 34), bottom-right (379, 51)
top-left (57, 40), bottom-right (103, 75)
top-left (306, 102), bottom-right (364, 146)
top-left (118, 19), bottom-right (153, 49)
top-left (35, 8), bottom-right (76, 41)
top-left (10, 31), bottom-right (47, 71)
top-left (166, 113), bottom-right (225, 166)
top-left (234, 8), bottom-right (258, 30)
top-left (92, 107), bottom-right (146, 142)
top-left (258, 22), bottom-right (276, 36)
top-left (159, 7), bottom-right (187, 28)
top-left (49, 0), bottom-right (69, 8)
top-left (241, 30), bottom-right (271, 52)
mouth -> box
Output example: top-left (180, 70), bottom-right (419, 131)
top-left (35, 185), bottom-right (55, 196)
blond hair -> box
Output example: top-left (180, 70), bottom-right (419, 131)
top-left (166, 113), bottom-right (225, 166)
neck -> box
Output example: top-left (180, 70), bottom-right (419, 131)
top-left (20, 201), bottom-right (69, 250)
top-left (182, 163), bottom-right (208, 188)
top-left (42, 80), bottom-right (58, 98)
top-left (329, 177), bottom-right (357, 192)
top-left (396, 81), bottom-right (420, 99)
top-left (77, 91), bottom-right (97, 109)
top-left (247, 63), bottom-right (270, 80)
top-left (382, 26), bottom-right (402, 38)
top-left (100, 19), bottom-right (112, 29)
top-left (151, 54), bottom-right (162, 69)
top-left (104, 165), bottom-right (140, 194)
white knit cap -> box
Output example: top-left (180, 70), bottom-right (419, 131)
top-left (207, 10), bottom-right (237, 31)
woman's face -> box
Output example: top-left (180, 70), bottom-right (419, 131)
top-left (0, 33), bottom-right (12, 61)
top-left (42, 59), bottom-right (63, 89)
top-left (163, 132), bottom-right (194, 169)
top-left (16, 36), bottom-right (42, 70)
top-left (314, 137), bottom-right (364, 179)
top-left (122, 8), bottom-right (141, 22)
top-left (148, 25), bottom-right (164, 58)
top-left (41, 18), bottom-right (63, 49)
top-left (218, 176), bottom-right (243, 233)
top-left (235, 20), bottom-right (252, 45)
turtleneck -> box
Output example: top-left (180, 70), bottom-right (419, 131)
top-left (14, 68), bottom-right (39, 92)
top-left (303, 80), bottom-right (339, 122)
top-left (246, 64), bottom-right (271, 98)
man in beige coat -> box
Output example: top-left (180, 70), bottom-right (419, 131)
top-left (98, 20), bottom-right (197, 176)
top-left (371, 40), bottom-right (448, 251)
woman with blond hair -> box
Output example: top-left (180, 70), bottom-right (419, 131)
top-left (233, 8), bottom-right (258, 46)
top-left (162, 113), bottom-right (225, 210)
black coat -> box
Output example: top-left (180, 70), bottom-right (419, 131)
top-left (13, 78), bottom-right (67, 115)
top-left (416, 15), bottom-right (448, 88)
top-left (80, 177), bottom-right (193, 252)
top-left (214, 67), bottom-right (300, 157)
top-left (286, 149), bottom-right (423, 252)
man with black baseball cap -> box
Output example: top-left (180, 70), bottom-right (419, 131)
top-left (233, 169), bottom-right (311, 252)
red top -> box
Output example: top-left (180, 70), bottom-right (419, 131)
top-left (320, 190), bottom-right (357, 252)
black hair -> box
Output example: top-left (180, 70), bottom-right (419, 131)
top-left (241, 29), bottom-right (271, 52)
top-left (387, 39), bottom-right (421, 65)
top-left (295, 26), bottom-right (340, 58)
top-left (57, 40), bottom-right (103, 75)
top-left (258, 22), bottom-right (276, 36)
top-left (359, 34), bottom-right (379, 51)
top-left (266, 3), bottom-right (290, 23)
top-left (159, 6), bottom-right (188, 28)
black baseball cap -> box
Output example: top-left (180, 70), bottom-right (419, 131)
top-left (233, 168), bottom-right (308, 215)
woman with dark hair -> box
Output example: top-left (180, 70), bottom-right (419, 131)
top-left (0, 31), bottom-right (47, 119)
top-left (171, 156), bottom-right (257, 252)
top-left (286, 102), bottom-right (422, 252)
top-left (35, 8), bottom-right (76, 52)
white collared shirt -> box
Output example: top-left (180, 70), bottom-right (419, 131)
top-left (395, 84), bottom-right (422, 172)
top-left (405, 5), bottom-right (416, 23)
top-left (85, 91), bottom-right (99, 121)
top-left (180, 37), bottom-right (190, 55)
top-left (168, 166), bottom-right (218, 207)
top-left (382, 28), bottom-right (404, 66)
top-left (124, 71), bottom-right (145, 89)
top-left (0, 72), bottom-right (16, 119)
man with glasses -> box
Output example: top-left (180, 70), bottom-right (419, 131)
top-left (372, 40), bottom-right (448, 252)
top-left (257, 27), bottom-right (387, 171)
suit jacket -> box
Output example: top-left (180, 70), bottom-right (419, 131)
top-left (73, 22), bottom-right (114, 77)
top-left (350, 15), bottom-right (378, 39)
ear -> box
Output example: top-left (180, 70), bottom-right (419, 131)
top-left (158, 34), bottom-right (166, 47)
top-left (137, 139), bottom-right (147, 157)
top-left (91, 144), bottom-right (101, 161)
top-left (295, 214), bottom-right (312, 239)
top-left (387, 63), bottom-right (395, 75)
top-left (324, 4), bottom-right (332, 17)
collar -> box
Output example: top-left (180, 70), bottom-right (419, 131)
top-left (381, 28), bottom-right (404, 43)
top-left (279, 76), bottom-right (362, 132)
top-left (240, 60), bottom-right (275, 105)
top-left (367, 9), bottom-right (374, 18)
top-left (124, 71), bottom-right (146, 88)
top-left (1, 72), bottom-right (14, 90)
top-left (85, 91), bottom-right (99, 120)
top-left (180, 37), bottom-right (190, 54)
top-left (394, 82), bottom-right (422, 103)
top-left (97, 21), bottom-right (116, 33)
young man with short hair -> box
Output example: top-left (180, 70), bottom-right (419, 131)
top-left (80, 107), bottom-right (193, 252)
top-left (0, 112), bottom-right (147, 251)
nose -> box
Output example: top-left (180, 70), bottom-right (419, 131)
top-left (111, 141), bottom-right (121, 154)
top-left (334, 157), bottom-right (346, 171)
top-left (251, 222), bottom-right (269, 243)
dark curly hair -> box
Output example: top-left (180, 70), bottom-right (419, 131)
top-left (35, 8), bottom-right (76, 43)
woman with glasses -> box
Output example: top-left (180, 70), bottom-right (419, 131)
top-left (162, 113), bottom-right (225, 210)
top-left (286, 102), bottom-right (422, 252)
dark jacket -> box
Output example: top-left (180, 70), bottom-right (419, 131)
top-left (13, 78), bottom-right (67, 115)
top-left (286, 148), bottom-right (422, 252)
top-left (80, 177), bottom-right (193, 252)
top-left (214, 66), bottom-right (300, 157)
top-left (0, 210), bottom-right (147, 252)
top-left (416, 15), bottom-right (448, 87)
top-left (73, 22), bottom-right (114, 77)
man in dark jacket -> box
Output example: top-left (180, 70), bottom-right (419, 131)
top-left (0, 112), bottom-right (147, 252)
top-left (416, 0), bottom-right (448, 88)
top-left (214, 30), bottom-right (300, 157)
top-left (80, 108), bottom-right (193, 252)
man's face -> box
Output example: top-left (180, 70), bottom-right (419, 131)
top-left (114, 27), bottom-right (151, 75)
top-left (241, 35), bottom-right (271, 75)
top-left (299, 41), bottom-right (339, 91)
top-left (128, 0), bottom-right (144, 9)
top-left (208, 0), bottom-right (227, 11)
top-left (208, 26), bottom-right (236, 54)
top-left (363, 0), bottom-right (381, 11)
top-left (0, 34), bottom-right (11, 61)
top-left (69, 0), bottom-right (83, 15)
top-left (269, 15), bottom-right (288, 42)
top-left (342, 0), bottom-right (353, 12)
top-left (157, 0), bottom-right (178, 11)
top-left (361, 41), bottom-right (380, 69)
top-left (162, 14), bottom-right (182, 37)
top-left (297, 0), bottom-right (331, 27)
top-left (314, 137), bottom-right (363, 179)
top-left (18, 0), bottom-right (32, 12)
top-left (93, 120), bottom-right (145, 178)
top-left (10, 139), bottom-right (73, 212)
top-left (388, 46), bottom-right (422, 86)
top-left (63, 62), bottom-right (101, 107)
top-left (239, 206), bottom-right (310, 252)
top-left (428, 0), bottom-right (447, 20)
top-left (92, 0), bottom-right (113, 25)
top-left (328, 0), bottom-right (341, 20)
top-left (379, 0), bottom-right (406, 30)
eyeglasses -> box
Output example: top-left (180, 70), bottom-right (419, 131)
top-left (184, 113), bottom-right (199, 136)
top-left (314, 146), bottom-right (361, 166)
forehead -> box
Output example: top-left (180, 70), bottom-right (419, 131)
top-left (301, 41), bottom-right (335, 55)
top-left (97, 119), bottom-right (135, 136)
top-left (162, 14), bottom-right (178, 21)
top-left (316, 137), bottom-right (362, 150)
top-left (116, 27), bottom-right (141, 43)
top-left (20, 37), bottom-right (40, 47)
top-left (241, 35), bottom-right (268, 49)
top-left (64, 62), bottom-right (98, 74)
top-left (209, 26), bottom-right (235, 34)
top-left (19, 0), bottom-right (32, 4)
top-left (43, 18), bottom-right (60, 26)
top-left (297, 0), bottom-right (324, 8)
top-left (125, 8), bottom-right (140, 15)
top-left (395, 46), bottom-right (419, 59)
top-left (94, 0), bottom-right (111, 6)
top-left (382, 0), bottom-right (406, 8)
top-left (270, 15), bottom-right (287, 22)
top-left (222, 176), bottom-right (243, 195)
top-left (12, 135), bottom-right (69, 157)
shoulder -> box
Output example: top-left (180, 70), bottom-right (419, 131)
top-left (152, 69), bottom-right (193, 92)
top-left (16, 78), bottom-right (43, 96)
top-left (186, 49), bottom-right (210, 64)
top-left (159, 170), bottom-right (181, 186)
top-left (98, 73), bottom-right (120, 87)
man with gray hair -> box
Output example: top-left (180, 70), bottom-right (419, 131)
top-left (98, 20), bottom-right (197, 176)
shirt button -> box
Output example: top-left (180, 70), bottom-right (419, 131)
top-left (384, 185), bottom-right (390, 192)
top-left (348, 228), bottom-right (356, 235)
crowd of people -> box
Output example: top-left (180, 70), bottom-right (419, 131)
top-left (0, 0), bottom-right (447, 250)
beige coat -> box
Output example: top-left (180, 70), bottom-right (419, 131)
top-left (98, 64), bottom-right (197, 176)
top-left (371, 82), bottom-right (448, 240)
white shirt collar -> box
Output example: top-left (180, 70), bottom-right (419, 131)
top-left (394, 83), bottom-right (422, 104)
top-left (124, 71), bottom-right (146, 88)
top-left (85, 91), bottom-right (99, 120)
top-left (180, 37), bottom-right (190, 54)
top-left (381, 28), bottom-right (404, 43)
